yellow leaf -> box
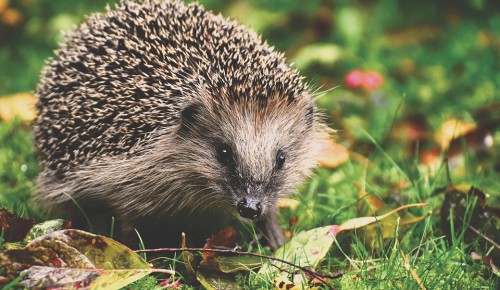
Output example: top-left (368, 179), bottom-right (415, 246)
top-left (278, 198), bottom-right (300, 210)
top-left (0, 0), bottom-right (9, 14)
top-left (353, 181), bottom-right (384, 213)
top-left (20, 266), bottom-right (164, 290)
top-left (338, 203), bottom-right (428, 232)
top-left (317, 139), bottom-right (350, 168)
top-left (0, 92), bottom-right (37, 122)
top-left (436, 119), bottom-right (475, 149)
top-left (1, 7), bottom-right (22, 26)
top-left (273, 274), bottom-right (318, 290)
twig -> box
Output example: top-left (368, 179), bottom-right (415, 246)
top-left (467, 224), bottom-right (500, 250)
top-left (136, 247), bottom-right (342, 289)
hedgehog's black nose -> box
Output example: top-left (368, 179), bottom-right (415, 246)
top-left (237, 197), bottom-right (262, 220)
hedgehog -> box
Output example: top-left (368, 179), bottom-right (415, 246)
top-left (33, 0), bottom-right (328, 250)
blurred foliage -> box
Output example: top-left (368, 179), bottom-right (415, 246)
top-left (0, 0), bottom-right (499, 288)
top-left (3, 0), bottom-right (497, 144)
top-left (0, 119), bottom-right (38, 217)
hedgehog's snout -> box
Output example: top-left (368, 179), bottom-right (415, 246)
top-left (237, 197), bottom-right (262, 220)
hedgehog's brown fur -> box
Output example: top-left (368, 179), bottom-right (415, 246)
top-left (33, 0), bottom-right (328, 249)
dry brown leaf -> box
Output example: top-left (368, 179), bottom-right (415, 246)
top-left (0, 92), bottom-right (37, 122)
top-left (436, 119), bottom-right (476, 149)
top-left (393, 121), bottom-right (428, 142)
top-left (353, 181), bottom-right (384, 214)
top-left (0, 209), bottom-right (35, 243)
top-left (419, 147), bottom-right (441, 165)
top-left (202, 227), bottom-right (237, 259)
top-left (420, 122), bottom-right (495, 168)
top-left (317, 139), bottom-right (350, 168)
top-left (1, 7), bottom-right (22, 26)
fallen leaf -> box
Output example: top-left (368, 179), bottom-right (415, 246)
top-left (351, 184), bottom-right (431, 247)
top-left (4, 229), bottom-right (167, 289)
top-left (446, 124), bottom-right (495, 156)
top-left (436, 119), bottom-right (476, 150)
top-left (195, 270), bottom-right (242, 290)
top-left (0, 0), bottom-right (8, 13)
top-left (338, 203), bottom-right (428, 232)
top-left (419, 147), bottom-right (441, 166)
top-left (273, 274), bottom-right (319, 290)
top-left (199, 256), bottom-right (262, 273)
top-left (258, 225), bottom-right (337, 277)
top-left (24, 219), bottom-right (69, 244)
top-left (439, 185), bottom-right (499, 256)
top-left (421, 120), bottom-right (496, 167)
top-left (1, 7), bottom-right (22, 26)
top-left (317, 139), bottom-right (350, 168)
top-left (354, 181), bottom-right (384, 214)
top-left (391, 114), bottom-right (430, 155)
top-left (181, 248), bottom-right (198, 281)
top-left (20, 266), bottom-right (159, 289)
top-left (203, 227), bottom-right (237, 259)
top-left (470, 252), bottom-right (499, 276)
top-left (183, 250), bottom-right (243, 290)
top-left (0, 209), bottom-right (35, 243)
top-left (258, 203), bottom-right (428, 284)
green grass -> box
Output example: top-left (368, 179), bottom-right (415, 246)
top-left (1, 0), bottom-right (499, 289)
top-left (0, 120), bottom-right (39, 218)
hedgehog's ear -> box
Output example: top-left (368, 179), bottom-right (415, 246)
top-left (179, 103), bottom-right (200, 132)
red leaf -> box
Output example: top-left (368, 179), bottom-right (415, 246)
top-left (0, 209), bottom-right (35, 242)
top-left (202, 227), bottom-right (237, 259)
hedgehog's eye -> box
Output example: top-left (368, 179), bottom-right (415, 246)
top-left (276, 150), bottom-right (285, 170)
top-left (217, 143), bottom-right (234, 165)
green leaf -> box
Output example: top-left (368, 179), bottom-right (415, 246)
top-left (258, 225), bottom-right (337, 277)
top-left (336, 6), bottom-right (363, 47)
top-left (183, 250), bottom-right (244, 289)
top-left (292, 44), bottom-right (343, 69)
top-left (196, 270), bottom-right (242, 290)
top-left (199, 256), bottom-right (262, 273)
top-left (24, 219), bottom-right (67, 244)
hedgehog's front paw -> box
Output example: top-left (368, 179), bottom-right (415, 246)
top-left (257, 213), bottom-right (285, 251)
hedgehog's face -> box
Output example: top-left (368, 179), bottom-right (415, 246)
top-left (176, 98), bottom-right (322, 220)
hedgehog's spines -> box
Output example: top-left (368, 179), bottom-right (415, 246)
top-left (34, 0), bottom-right (310, 176)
